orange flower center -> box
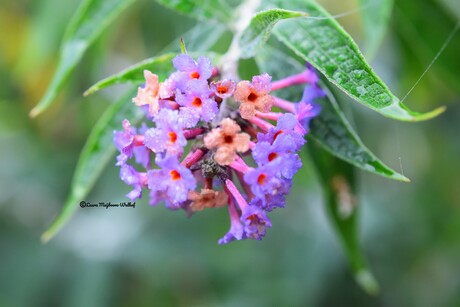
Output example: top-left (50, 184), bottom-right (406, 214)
top-left (190, 71), bottom-right (200, 79)
top-left (257, 174), bottom-right (267, 185)
top-left (168, 132), bottom-right (177, 143)
top-left (247, 92), bottom-right (258, 102)
top-left (268, 152), bottom-right (278, 162)
top-left (192, 97), bottom-right (202, 107)
top-left (217, 85), bottom-right (228, 94)
top-left (246, 214), bottom-right (257, 222)
top-left (224, 135), bottom-right (233, 144)
top-left (273, 130), bottom-right (283, 141)
top-left (169, 170), bottom-right (181, 181)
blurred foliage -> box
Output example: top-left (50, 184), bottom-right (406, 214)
top-left (0, 0), bottom-right (459, 306)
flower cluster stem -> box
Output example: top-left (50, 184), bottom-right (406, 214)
top-left (273, 97), bottom-right (296, 113)
top-left (182, 149), bottom-right (205, 168)
top-left (225, 179), bottom-right (249, 210)
top-left (271, 71), bottom-right (316, 91)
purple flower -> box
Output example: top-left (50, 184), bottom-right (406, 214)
top-left (144, 109), bottom-right (187, 156)
top-left (253, 133), bottom-right (302, 179)
top-left (296, 86), bottom-right (322, 131)
top-left (258, 114), bottom-right (305, 150)
top-left (300, 84), bottom-right (325, 103)
top-left (249, 180), bottom-right (292, 212)
top-left (120, 164), bottom-right (147, 201)
top-left (159, 73), bottom-right (179, 100)
top-left (218, 199), bottom-right (245, 245)
top-left (132, 123), bottom-right (151, 169)
top-left (176, 79), bottom-right (218, 125)
top-left (252, 73), bottom-right (272, 93)
top-left (147, 155), bottom-right (196, 208)
top-left (253, 133), bottom-right (295, 165)
top-left (114, 119), bottom-right (135, 166)
top-left (244, 164), bottom-right (285, 200)
top-left (114, 119), bottom-right (150, 167)
top-left (240, 205), bottom-right (272, 240)
top-left (172, 54), bottom-right (213, 84)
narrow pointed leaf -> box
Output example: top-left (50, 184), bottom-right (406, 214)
top-left (84, 53), bottom-right (176, 96)
top-left (154, 0), bottom-right (232, 22)
top-left (41, 89), bottom-right (141, 242)
top-left (310, 85), bottom-right (409, 182)
top-left (86, 21), bottom-right (227, 96)
top-left (269, 0), bottom-right (444, 121)
top-left (30, 0), bottom-right (136, 117)
top-left (238, 9), bottom-right (307, 59)
top-left (84, 52), bottom-right (220, 95)
top-left (256, 45), bottom-right (408, 181)
top-left (309, 144), bottom-right (379, 295)
top-left (359, 0), bottom-right (394, 59)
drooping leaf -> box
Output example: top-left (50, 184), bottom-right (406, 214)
top-left (310, 85), bottom-right (409, 182)
top-left (153, 0), bottom-right (233, 22)
top-left (41, 89), bottom-right (141, 242)
top-left (30, 0), bottom-right (137, 117)
top-left (309, 143), bottom-right (379, 295)
top-left (266, 0), bottom-right (444, 121)
top-left (238, 8), bottom-right (307, 59)
top-left (256, 45), bottom-right (408, 181)
top-left (359, 0), bottom-right (394, 59)
top-left (84, 53), bottom-right (176, 96)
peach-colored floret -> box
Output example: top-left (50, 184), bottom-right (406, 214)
top-left (188, 189), bottom-right (227, 211)
top-left (233, 78), bottom-right (274, 119)
top-left (204, 118), bottom-right (250, 165)
top-left (132, 70), bottom-right (161, 116)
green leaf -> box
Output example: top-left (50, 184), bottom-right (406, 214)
top-left (268, 0), bottom-right (444, 121)
top-left (85, 20), bottom-right (227, 96)
top-left (84, 53), bottom-right (176, 96)
top-left (238, 8), bottom-right (307, 59)
top-left (41, 89), bottom-right (142, 243)
top-left (30, 0), bottom-right (136, 117)
top-left (359, 0), bottom-right (394, 60)
top-left (310, 85), bottom-right (409, 182)
top-left (154, 0), bottom-right (232, 22)
top-left (437, 0), bottom-right (460, 20)
top-left (309, 144), bottom-right (379, 295)
top-left (84, 52), bottom-right (220, 95)
top-left (256, 45), bottom-right (408, 181)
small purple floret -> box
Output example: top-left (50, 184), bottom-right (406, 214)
top-left (176, 79), bottom-right (218, 125)
top-left (119, 164), bottom-right (146, 201)
top-left (147, 155), bottom-right (196, 209)
top-left (144, 109), bottom-right (187, 156)
top-left (240, 205), bottom-right (272, 240)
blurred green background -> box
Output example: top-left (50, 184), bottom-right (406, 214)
top-left (1, 0), bottom-right (459, 306)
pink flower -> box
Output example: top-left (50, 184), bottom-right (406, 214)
top-left (233, 73), bottom-right (274, 119)
top-left (132, 70), bottom-right (161, 116)
top-left (188, 189), bottom-right (227, 212)
top-left (204, 118), bottom-right (250, 165)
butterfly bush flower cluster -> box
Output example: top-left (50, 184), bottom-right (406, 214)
top-left (114, 54), bottom-right (324, 244)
